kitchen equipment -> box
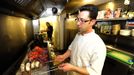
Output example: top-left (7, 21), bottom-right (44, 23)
top-left (20, 64), bottom-right (25, 72)
top-left (102, 45), bottom-right (134, 75)
top-left (127, 12), bottom-right (134, 18)
top-left (114, 8), bottom-right (121, 18)
top-left (112, 24), bottom-right (120, 35)
top-left (119, 29), bottom-right (131, 36)
top-left (131, 29), bottom-right (134, 37)
top-left (26, 62), bottom-right (31, 72)
top-left (107, 50), bottom-right (133, 65)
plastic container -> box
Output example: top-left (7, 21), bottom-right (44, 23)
top-left (119, 29), bottom-right (131, 36)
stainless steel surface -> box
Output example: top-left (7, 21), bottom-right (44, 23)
top-left (16, 65), bottom-right (50, 75)
top-left (0, 13), bottom-right (33, 74)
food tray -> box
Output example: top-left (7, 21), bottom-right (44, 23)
top-left (107, 51), bottom-right (133, 65)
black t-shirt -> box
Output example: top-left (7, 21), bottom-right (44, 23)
top-left (47, 25), bottom-right (53, 36)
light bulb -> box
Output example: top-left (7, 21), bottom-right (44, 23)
top-left (124, 0), bottom-right (130, 5)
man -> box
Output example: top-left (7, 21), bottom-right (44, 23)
top-left (55, 4), bottom-right (106, 75)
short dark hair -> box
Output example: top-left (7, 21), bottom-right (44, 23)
top-left (46, 22), bottom-right (51, 26)
top-left (79, 4), bottom-right (98, 19)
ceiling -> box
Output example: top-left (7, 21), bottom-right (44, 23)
top-left (41, 0), bottom-right (113, 17)
top-left (63, 0), bottom-right (114, 13)
top-left (0, 0), bottom-right (113, 18)
top-left (40, 0), bottom-right (67, 17)
top-left (65, 0), bottom-right (112, 8)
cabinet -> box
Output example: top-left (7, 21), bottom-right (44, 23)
top-left (95, 18), bottom-right (134, 52)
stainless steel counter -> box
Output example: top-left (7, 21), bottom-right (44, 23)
top-left (16, 64), bottom-right (50, 75)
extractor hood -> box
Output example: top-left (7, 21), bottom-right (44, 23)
top-left (0, 0), bottom-right (45, 19)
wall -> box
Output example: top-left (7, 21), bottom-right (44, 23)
top-left (98, 0), bottom-right (134, 11)
top-left (32, 19), bottom-right (40, 34)
top-left (64, 17), bottom-right (78, 50)
top-left (0, 13), bottom-right (33, 74)
top-left (39, 16), bottom-right (60, 50)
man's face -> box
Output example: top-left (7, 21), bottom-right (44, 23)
top-left (76, 11), bottom-right (93, 34)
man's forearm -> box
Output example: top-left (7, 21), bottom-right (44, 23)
top-left (63, 50), bottom-right (71, 59)
top-left (73, 66), bottom-right (89, 75)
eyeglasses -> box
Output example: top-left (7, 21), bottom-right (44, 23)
top-left (75, 18), bottom-right (90, 23)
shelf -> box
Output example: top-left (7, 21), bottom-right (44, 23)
top-left (97, 17), bottom-right (133, 21)
top-left (99, 33), bottom-right (132, 37)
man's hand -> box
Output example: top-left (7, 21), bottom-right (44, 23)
top-left (54, 55), bottom-right (65, 63)
top-left (54, 50), bottom-right (71, 63)
top-left (58, 63), bottom-right (75, 72)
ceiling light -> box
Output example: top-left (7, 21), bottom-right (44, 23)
top-left (124, 0), bottom-right (130, 5)
top-left (107, 2), bottom-right (115, 11)
top-left (83, 0), bottom-right (94, 3)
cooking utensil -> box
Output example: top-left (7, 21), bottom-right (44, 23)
top-left (33, 67), bottom-right (59, 75)
top-left (34, 60), bottom-right (63, 74)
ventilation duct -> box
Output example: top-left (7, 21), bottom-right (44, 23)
top-left (0, 0), bottom-right (45, 19)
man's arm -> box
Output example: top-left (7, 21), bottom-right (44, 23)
top-left (55, 49), bottom-right (71, 63)
top-left (59, 63), bottom-right (89, 75)
top-left (74, 66), bottom-right (89, 75)
top-left (62, 49), bottom-right (71, 59)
